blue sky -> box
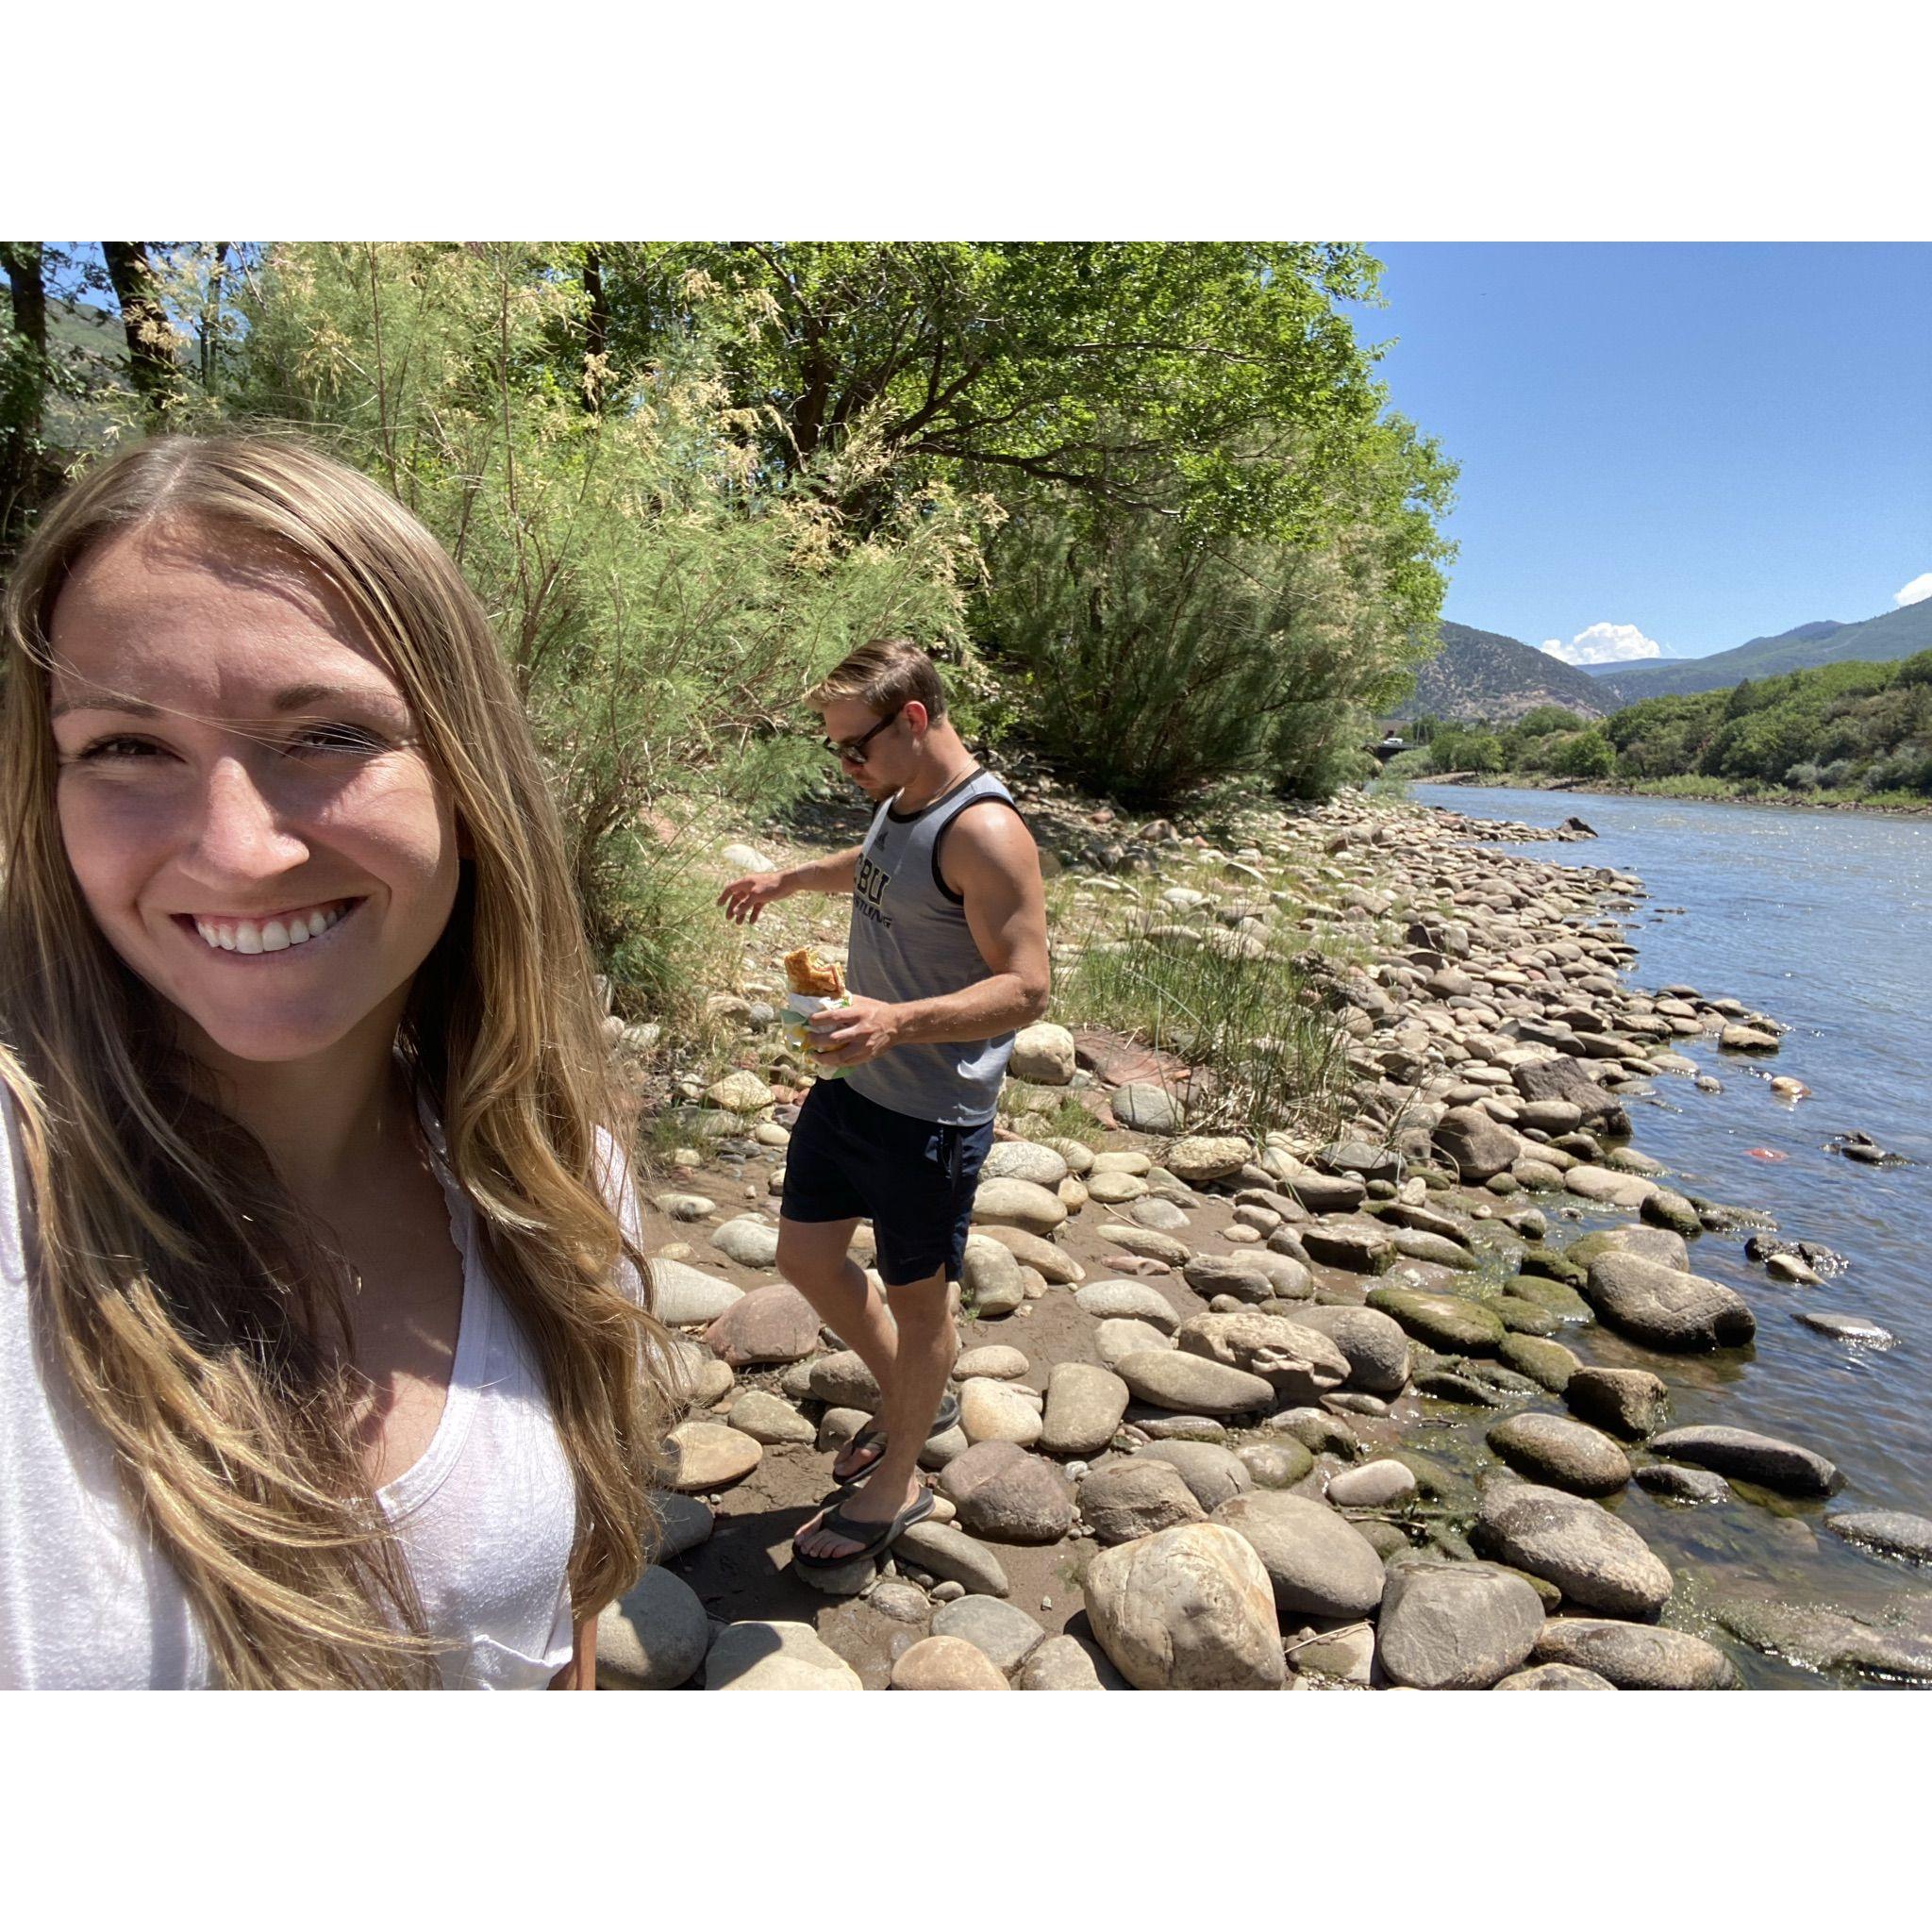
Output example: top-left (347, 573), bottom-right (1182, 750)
top-left (1341, 244), bottom-right (1932, 662)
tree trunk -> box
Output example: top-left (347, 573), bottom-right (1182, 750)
top-left (1, 241), bottom-right (50, 557)
top-left (102, 242), bottom-right (178, 415)
top-left (581, 246), bottom-right (608, 412)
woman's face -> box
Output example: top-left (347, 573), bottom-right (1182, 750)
top-left (48, 522), bottom-right (463, 1072)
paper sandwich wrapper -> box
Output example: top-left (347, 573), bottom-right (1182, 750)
top-left (785, 992), bottom-right (852, 1078)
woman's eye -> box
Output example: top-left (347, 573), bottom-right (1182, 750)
top-left (73, 736), bottom-right (163, 762)
top-left (291, 723), bottom-right (389, 755)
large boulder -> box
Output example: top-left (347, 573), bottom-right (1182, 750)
top-left (1375, 1561), bottom-right (1546, 1690)
top-left (1210, 1491), bottom-right (1387, 1619)
top-left (1582, 1254), bottom-right (1756, 1351)
top-left (1174, 1311), bottom-right (1350, 1404)
top-left (1082, 1524), bottom-right (1286, 1690)
top-left (1433, 1106), bottom-right (1524, 1183)
top-left (1475, 1481), bottom-right (1674, 1617)
top-left (1645, 1424), bottom-right (1843, 1497)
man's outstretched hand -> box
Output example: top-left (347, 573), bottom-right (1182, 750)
top-left (717, 873), bottom-right (787, 924)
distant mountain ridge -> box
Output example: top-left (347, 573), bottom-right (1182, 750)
top-left (1593, 606), bottom-right (1931, 704)
top-left (1400, 621), bottom-right (1609, 724)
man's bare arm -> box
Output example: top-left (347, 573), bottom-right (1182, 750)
top-left (810, 808), bottom-right (1050, 1062)
top-left (717, 846), bottom-right (861, 924)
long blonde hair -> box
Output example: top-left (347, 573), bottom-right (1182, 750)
top-left (1, 434), bottom-right (673, 1688)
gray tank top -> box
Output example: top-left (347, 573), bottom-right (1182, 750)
top-left (843, 768), bottom-right (1024, 1126)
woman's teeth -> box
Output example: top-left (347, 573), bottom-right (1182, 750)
top-left (192, 903), bottom-right (350, 954)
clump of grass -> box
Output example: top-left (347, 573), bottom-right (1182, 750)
top-left (1058, 908), bottom-right (1352, 1141)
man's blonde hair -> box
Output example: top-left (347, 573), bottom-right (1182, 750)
top-left (808, 639), bottom-right (947, 722)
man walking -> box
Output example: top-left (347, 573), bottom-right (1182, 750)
top-left (717, 641), bottom-right (1050, 1574)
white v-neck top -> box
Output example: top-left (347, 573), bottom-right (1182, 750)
top-left (0, 1091), bottom-right (607, 1690)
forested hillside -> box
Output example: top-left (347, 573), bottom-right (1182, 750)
top-left (1595, 603), bottom-right (1932, 703)
top-left (1402, 620), bottom-right (1609, 722)
top-left (1403, 651), bottom-right (1932, 805)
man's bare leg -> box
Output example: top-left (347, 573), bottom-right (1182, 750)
top-left (774, 1216), bottom-right (899, 1406)
top-left (793, 1269), bottom-right (955, 1560)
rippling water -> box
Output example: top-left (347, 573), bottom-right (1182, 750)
top-left (1412, 785), bottom-right (1931, 1685)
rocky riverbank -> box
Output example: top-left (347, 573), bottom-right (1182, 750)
top-left (596, 787), bottom-right (1931, 1690)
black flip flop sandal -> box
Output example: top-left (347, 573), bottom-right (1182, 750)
top-left (791, 1488), bottom-right (937, 1574)
top-left (831, 1392), bottom-right (961, 1486)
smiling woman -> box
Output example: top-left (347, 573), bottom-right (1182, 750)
top-left (0, 435), bottom-right (677, 1689)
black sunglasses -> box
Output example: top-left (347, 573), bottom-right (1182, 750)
top-left (822, 706), bottom-right (903, 766)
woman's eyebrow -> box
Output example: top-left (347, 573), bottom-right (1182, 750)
top-left (49, 683), bottom-right (407, 723)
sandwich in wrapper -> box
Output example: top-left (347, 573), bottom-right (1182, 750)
top-left (783, 948), bottom-right (851, 1076)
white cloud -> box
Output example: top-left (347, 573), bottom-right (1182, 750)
top-left (1539, 622), bottom-right (1669, 666)
top-left (1895, 572), bottom-right (1932, 608)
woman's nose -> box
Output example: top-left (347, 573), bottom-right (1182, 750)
top-left (181, 755), bottom-right (310, 881)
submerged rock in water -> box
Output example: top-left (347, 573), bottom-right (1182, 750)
top-left (1532, 1617), bottom-right (1740, 1690)
top-left (1475, 1480), bottom-right (1674, 1618)
top-left (1645, 1424), bottom-right (1842, 1497)
top-left (1713, 1593), bottom-right (1932, 1682)
top-left (1824, 1509), bottom-right (1932, 1566)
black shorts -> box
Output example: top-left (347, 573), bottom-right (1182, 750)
top-left (779, 1077), bottom-right (995, 1287)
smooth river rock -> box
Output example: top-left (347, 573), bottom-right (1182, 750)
top-left (1082, 1524), bottom-right (1286, 1690)
top-left (936, 1441), bottom-right (1074, 1543)
top-left (1486, 1412), bottom-right (1633, 1495)
top-left (663, 1421), bottom-right (763, 1492)
top-left (1284, 1304), bottom-right (1413, 1394)
top-left (1582, 1254), bottom-right (1756, 1351)
top-left (1645, 1424), bottom-right (1843, 1497)
top-left (703, 1283), bottom-right (823, 1365)
top-left (1115, 1350), bottom-right (1275, 1416)
top-left (1041, 1362), bottom-right (1132, 1456)
top-left (1532, 1617), bottom-right (1740, 1689)
top-left (930, 1595), bottom-right (1047, 1674)
top-left (1079, 1459), bottom-right (1207, 1543)
top-left (1075, 1281), bottom-right (1183, 1331)
top-left (1211, 1491), bottom-right (1387, 1619)
top-left (1376, 1561), bottom-right (1546, 1689)
top-left (1492, 1662), bottom-right (1618, 1690)
top-left (1367, 1286), bottom-right (1506, 1354)
top-left (597, 1566), bottom-right (710, 1690)
top-left (1135, 1441), bottom-right (1254, 1513)
top-left (1824, 1509), bottom-right (1932, 1565)
top-left (889, 1636), bottom-right (1010, 1690)
top-left (1565, 1365), bottom-right (1670, 1440)
top-left (1174, 1311), bottom-right (1350, 1403)
top-left (972, 1176), bottom-right (1069, 1235)
top-left (705, 1620), bottom-right (862, 1690)
top-left (1475, 1480), bottom-right (1674, 1617)
top-left (651, 1257), bottom-right (745, 1326)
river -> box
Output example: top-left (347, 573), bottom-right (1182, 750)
top-left (1412, 783), bottom-right (1930, 1685)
